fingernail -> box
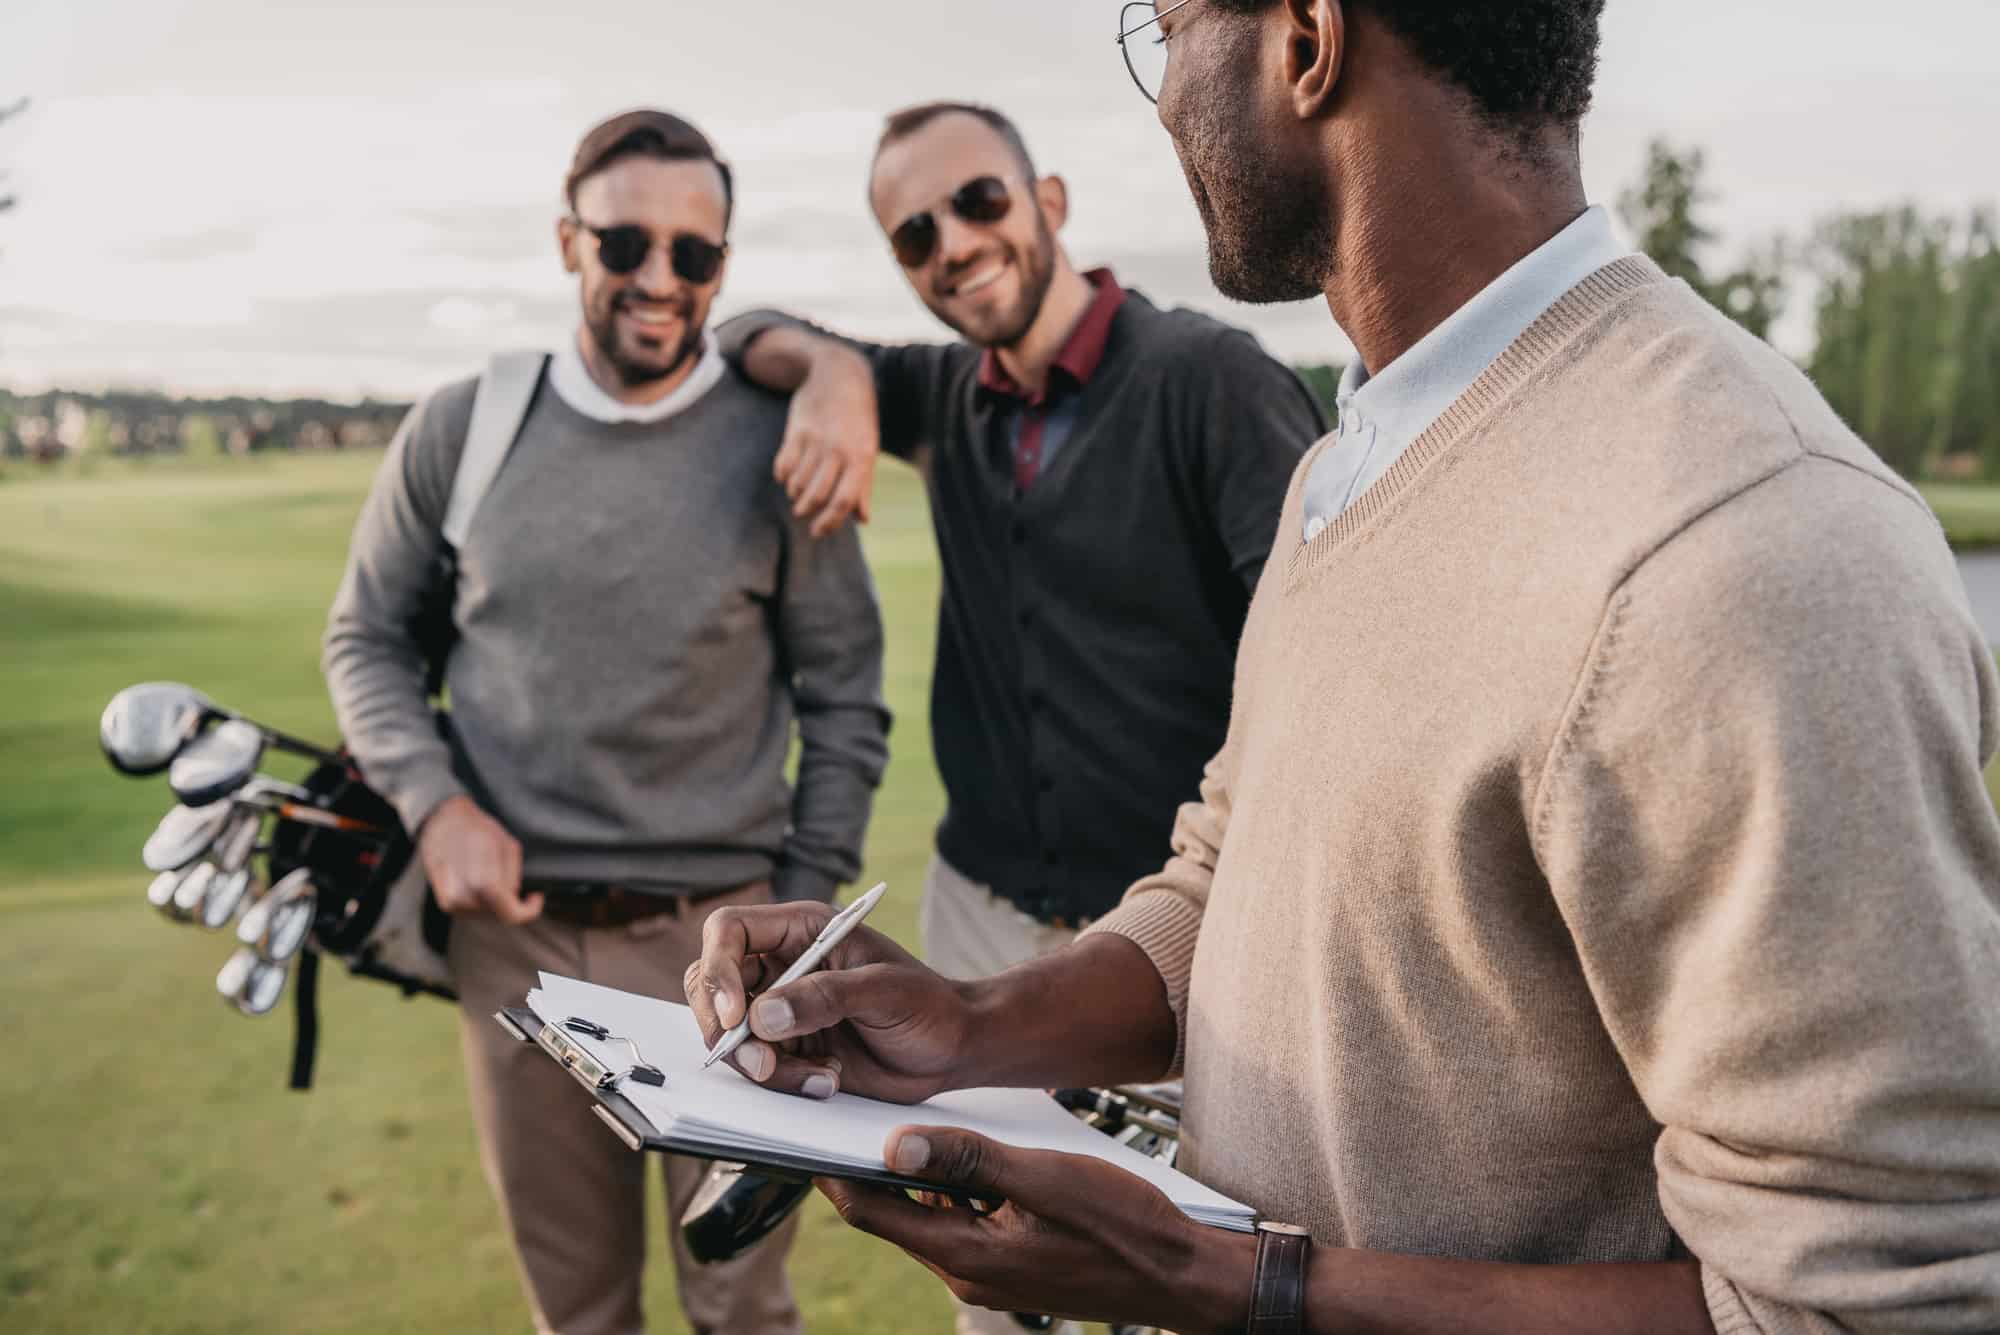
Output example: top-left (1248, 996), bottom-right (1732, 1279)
top-left (742, 1041), bottom-right (775, 1081)
top-left (891, 1134), bottom-right (930, 1174)
top-left (754, 997), bottom-right (793, 1036)
top-left (717, 991), bottom-right (742, 1027)
top-left (802, 1072), bottom-right (836, 1100)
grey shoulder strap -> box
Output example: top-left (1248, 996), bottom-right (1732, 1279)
top-left (442, 350), bottom-right (548, 550)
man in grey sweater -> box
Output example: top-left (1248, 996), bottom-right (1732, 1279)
top-left (323, 109), bottom-right (888, 1335)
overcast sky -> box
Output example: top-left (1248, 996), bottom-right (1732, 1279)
top-left (2, 0), bottom-right (1996, 400)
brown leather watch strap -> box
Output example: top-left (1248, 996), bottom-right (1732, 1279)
top-left (1247, 1221), bottom-right (1311, 1333)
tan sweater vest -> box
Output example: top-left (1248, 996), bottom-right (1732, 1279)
top-left (1090, 257), bottom-right (2000, 1334)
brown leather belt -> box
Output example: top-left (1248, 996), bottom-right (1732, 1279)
top-left (531, 881), bottom-right (763, 930)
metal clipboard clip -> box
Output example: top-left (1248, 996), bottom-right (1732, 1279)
top-left (525, 1014), bottom-right (667, 1093)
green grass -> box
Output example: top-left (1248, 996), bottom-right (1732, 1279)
top-left (0, 451), bottom-right (951, 1334)
top-left (0, 453), bottom-right (1995, 1332)
top-left (1921, 482), bottom-right (2000, 551)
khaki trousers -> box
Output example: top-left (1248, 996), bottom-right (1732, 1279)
top-left (452, 882), bottom-right (803, 1335)
top-left (919, 854), bottom-right (1082, 1335)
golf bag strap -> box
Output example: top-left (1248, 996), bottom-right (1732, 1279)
top-left (442, 349), bottom-right (548, 551)
top-left (290, 948), bottom-right (322, 1091)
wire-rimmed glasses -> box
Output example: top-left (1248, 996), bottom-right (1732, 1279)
top-left (1117, 0), bottom-right (1201, 104)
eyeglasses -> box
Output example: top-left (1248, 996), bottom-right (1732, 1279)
top-left (1117, 0), bottom-right (1201, 104)
top-left (571, 220), bottom-right (729, 284)
top-left (887, 175), bottom-right (1017, 269)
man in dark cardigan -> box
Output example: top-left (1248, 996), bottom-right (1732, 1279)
top-left (719, 97), bottom-right (1322, 1021)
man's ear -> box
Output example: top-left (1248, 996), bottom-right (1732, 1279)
top-left (1282, 0), bottom-right (1345, 119)
top-left (557, 215), bottom-right (581, 275)
top-left (1035, 174), bottom-right (1071, 232)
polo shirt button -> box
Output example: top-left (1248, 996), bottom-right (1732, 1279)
top-left (1305, 514), bottom-right (1329, 542)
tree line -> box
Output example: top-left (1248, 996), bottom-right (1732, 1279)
top-left (1618, 141), bottom-right (1998, 482)
top-left (1, 112), bottom-right (1991, 482)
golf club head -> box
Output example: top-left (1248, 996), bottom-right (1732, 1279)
top-left (200, 867), bottom-right (258, 930)
top-left (236, 884), bottom-right (278, 948)
top-left (263, 892), bottom-right (318, 964)
top-left (210, 806), bottom-right (263, 875)
top-left (243, 867), bottom-right (316, 963)
top-left (170, 862), bottom-right (218, 922)
top-left (169, 719), bottom-right (266, 807)
top-left (146, 869), bottom-right (182, 911)
top-left (216, 947), bottom-right (289, 1016)
top-left (216, 946), bottom-right (257, 999)
top-left (238, 774), bottom-right (314, 805)
top-left (237, 958), bottom-right (290, 1016)
top-left (142, 801), bottom-right (234, 872)
top-left (100, 682), bottom-right (211, 776)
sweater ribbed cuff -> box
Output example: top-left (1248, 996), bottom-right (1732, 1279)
top-left (1080, 888), bottom-right (1205, 1076)
top-left (774, 863), bottom-right (841, 905)
top-left (1701, 1265), bottom-right (1780, 1335)
top-left (391, 766), bottom-right (470, 841)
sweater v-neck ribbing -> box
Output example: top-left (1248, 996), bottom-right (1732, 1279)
top-left (1286, 256), bottom-right (1666, 584)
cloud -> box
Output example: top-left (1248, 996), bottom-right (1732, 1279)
top-left (4, 0), bottom-right (1997, 396)
top-left (123, 226), bottom-right (262, 265)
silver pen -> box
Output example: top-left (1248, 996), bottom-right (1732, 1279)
top-left (703, 882), bottom-right (888, 1071)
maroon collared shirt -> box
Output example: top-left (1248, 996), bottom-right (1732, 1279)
top-left (976, 268), bottom-right (1129, 491)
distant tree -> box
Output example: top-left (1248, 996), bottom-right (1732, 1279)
top-left (1806, 207), bottom-right (1954, 478)
top-left (1805, 206), bottom-right (2000, 479)
top-left (1931, 211), bottom-right (2000, 478)
top-left (1292, 363), bottom-right (1344, 421)
top-left (1618, 140), bottom-right (1787, 340)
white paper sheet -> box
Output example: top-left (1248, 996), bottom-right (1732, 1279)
top-left (526, 973), bottom-right (1254, 1231)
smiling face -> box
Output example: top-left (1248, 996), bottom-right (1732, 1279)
top-left (869, 112), bottom-right (1062, 350)
top-left (559, 154), bottom-right (730, 388)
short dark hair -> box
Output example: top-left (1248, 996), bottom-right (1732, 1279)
top-left (874, 101), bottom-right (1039, 181)
top-left (1211, 0), bottom-right (1605, 141)
top-left (565, 108), bottom-right (735, 229)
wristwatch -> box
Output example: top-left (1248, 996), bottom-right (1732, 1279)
top-left (1247, 1220), bottom-right (1312, 1333)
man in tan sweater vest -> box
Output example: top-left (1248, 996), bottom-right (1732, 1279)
top-left (685, 3), bottom-right (2000, 1332)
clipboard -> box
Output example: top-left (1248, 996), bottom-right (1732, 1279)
top-left (494, 1007), bottom-right (999, 1203)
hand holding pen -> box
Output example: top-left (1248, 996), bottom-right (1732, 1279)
top-left (687, 883), bottom-right (979, 1105)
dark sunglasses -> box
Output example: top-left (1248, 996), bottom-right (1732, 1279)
top-left (888, 175), bottom-right (1017, 269)
top-left (572, 220), bottom-right (729, 284)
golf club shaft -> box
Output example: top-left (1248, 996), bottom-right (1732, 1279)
top-left (273, 801), bottom-right (386, 836)
top-left (253, 724), bottom-right (344, 766)
top-left (207, 705), bottom-right (343, 767)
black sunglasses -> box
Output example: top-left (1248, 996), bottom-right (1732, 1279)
top-left (572, 220), bottom-right (729, 284)
top-left (888, 175), bottom-right (1017, 270)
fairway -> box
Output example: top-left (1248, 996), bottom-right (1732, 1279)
top-left (2, 452), bottom-right (1997, 1334)
top-left (1921, 482), bottom-right (2000, 551)
top-left (0, 450), bottom-right (952, 1334)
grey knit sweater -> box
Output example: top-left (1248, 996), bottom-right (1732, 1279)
top-left (323, 364), bottom-right (889, 902)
